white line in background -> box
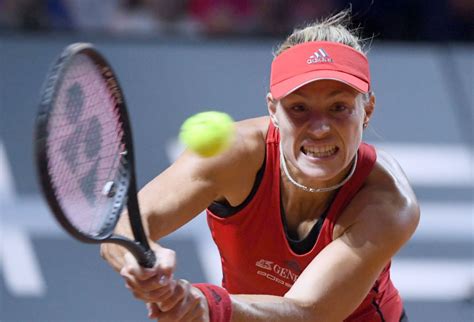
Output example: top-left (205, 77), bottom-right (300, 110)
top-left (0, 140), bottom-right (16, 202)
top-left (1, 226), bottom-right (47, 297)
top-left (392, 259), bottom-right (473, 301)
top-left (377, 143), bottom-right (473, 187)
top-left (414, 202), bottom-right (473, 241)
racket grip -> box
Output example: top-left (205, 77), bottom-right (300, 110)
top-left (139, 248), bottom-right (156, 268)
top-left (129, 242), bottom-right (156, 268)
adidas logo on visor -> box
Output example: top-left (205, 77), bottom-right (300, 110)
top-left (307, 48), bottom-right (333, 64)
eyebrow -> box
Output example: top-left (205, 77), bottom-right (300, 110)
top-left (328, 89), bottom-right (350, 97)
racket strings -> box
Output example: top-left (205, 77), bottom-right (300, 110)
top-left (48, 127), bottom-right (125, 156)
top-left (46, 54), bottom-right (127, 236)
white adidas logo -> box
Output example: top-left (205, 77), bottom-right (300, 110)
top-left (307, 48), bottom-right (333, 64)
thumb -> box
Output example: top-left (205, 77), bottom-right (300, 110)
top-left (150, 243), bottom-right (177, 278)
top-left (121, 252), bottom-right (156, 280)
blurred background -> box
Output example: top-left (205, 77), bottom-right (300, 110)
top-left (0, 0), bottom-right (472, 321)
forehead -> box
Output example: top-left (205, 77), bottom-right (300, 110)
top-left (288, 79), bottom-right (359, 99)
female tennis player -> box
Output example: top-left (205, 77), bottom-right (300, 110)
top-left (101, 10), bottom-right (419, 322)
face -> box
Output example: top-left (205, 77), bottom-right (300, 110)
top-left (268, 80), bottom-right (374, 185)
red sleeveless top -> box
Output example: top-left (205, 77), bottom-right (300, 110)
top-left (206, 123), bottom-right (403, 322)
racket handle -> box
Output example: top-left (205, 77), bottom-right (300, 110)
top-left (139, 248), bottom-right (157, 268)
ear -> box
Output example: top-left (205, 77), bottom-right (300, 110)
top-left (363, 92), bottom-right (376, 126)
top-left (266, 93), bottom-right (279, 127)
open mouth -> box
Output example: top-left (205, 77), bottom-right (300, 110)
top-left (301, 145), bottom-right (339, 158)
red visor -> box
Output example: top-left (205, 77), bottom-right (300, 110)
top-left (270, 41), bottom-right (370, 99)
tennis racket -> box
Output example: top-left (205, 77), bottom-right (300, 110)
top-left (35, 43), bottom-right (156, 268)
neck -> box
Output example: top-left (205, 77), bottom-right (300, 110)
top-left (281, 179), bottom-right (336, 222)
top-left (279, 143), bottom-right (357, 194)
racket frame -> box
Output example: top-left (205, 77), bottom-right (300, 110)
top-left (35, 43), bottom-right (156, 267)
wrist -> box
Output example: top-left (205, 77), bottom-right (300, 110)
top-left (193, 283), bottom-right (232, 322)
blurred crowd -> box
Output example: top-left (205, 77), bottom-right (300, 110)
top-left (0, 0), bottom-right (472, 41)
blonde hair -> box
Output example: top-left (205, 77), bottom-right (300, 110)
top-left (274, 9), bottom-right (368, 57)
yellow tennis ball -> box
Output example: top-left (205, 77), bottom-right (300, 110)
top-left (179, 111), bottom-right (235, 157)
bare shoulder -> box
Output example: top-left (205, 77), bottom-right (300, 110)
top-left (185, 115), bottom-right (269, 205)
top-left (334, 147), bottom-right (420, 243)
top-left (222, 115), bottom-right (268, 170)
top-left (234, 116), bottom-right (269, 154)
top-left (369, 147), bottom-right (418, 210)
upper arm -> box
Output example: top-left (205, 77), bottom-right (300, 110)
top-left (136, 118), bottom-right (267, 240)
top-left (284, 164), bottom-right (420, 321)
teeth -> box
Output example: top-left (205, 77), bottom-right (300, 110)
top-left (303, 145), bottom-right (337, 157)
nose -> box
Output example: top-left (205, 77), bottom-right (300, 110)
top-left (308, 115), bottom-right (330, 138)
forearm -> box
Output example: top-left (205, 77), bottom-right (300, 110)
top-left (230, 294), bottom-right (321, 322)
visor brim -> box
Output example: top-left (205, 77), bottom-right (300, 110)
top-left (271, 70), bottom-right (369, 100)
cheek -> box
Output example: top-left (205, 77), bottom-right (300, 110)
top-left (277, 115), bottom-right (302, 141)
top-left (345, 116), bottom-right (363, 139)
top-left (346, 124), bottom-right (364, 156)
top-left (333, 115), bottom-right (363, 149)
top-left (277, 109), bottom-right (304, 130)
top-left (333, 112), bottom-right (362, 132)
top-left (280, 132), bottom-right (297, 154)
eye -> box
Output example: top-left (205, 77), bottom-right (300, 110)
top-left (290, 104), bottom-right (307, 113)
top-left (331, 104), bottom-right (349, 112)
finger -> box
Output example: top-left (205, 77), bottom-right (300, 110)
top-left (147, 302), bottom-right (161, 319)
top-left (121, 247), bottom-right (176, 284)
top-left (121, 253), bottom-right (157, 281)
top-left (152, 279), bottom-right (178, 309)
top-left (151, 243), bottom-right (177, 277)
top-left (120, 253), bottom-right (170, 292)
top-left (157, 279), bottom-right (187, 312)
top-left (121, 273), bottom-right (155, 295)
top-left (126, 279), bottom-right (176, 303)
top-left (150, 303), bottom-right (176, 322)
top-left (145, 280), bottom-right (176, 302)
top-left (123, 272), bottom-right (174, 293)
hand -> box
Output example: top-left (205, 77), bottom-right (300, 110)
top-left (119, 243), bottom-right (176, 300)
top-left (101, 238), bottom-right (176, 275)
top-left (146, 283), bottom-right (210, 322)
